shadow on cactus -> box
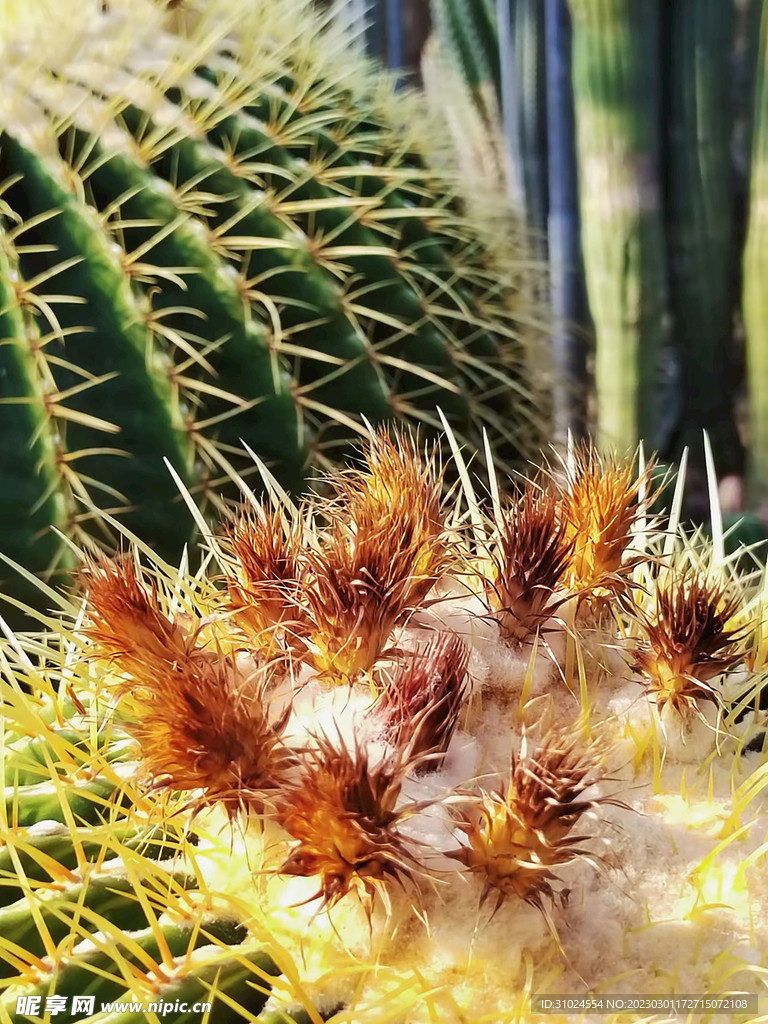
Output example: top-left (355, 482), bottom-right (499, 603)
top-left (2, 425), bottom-right (768, 1023)
top-left (0, 0), bottom-right (543, 612)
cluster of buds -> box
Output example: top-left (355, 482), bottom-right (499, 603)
top-left (76, 431), bottom-right (752, 930)
top-left (377, 633), bottom-right (470, 765)
top-left (80, 557), bottom-right (297, 816)
top-left (223, 431), bottom-right (450, 684)
top-left (488, 483), bottom-right (574, 642)
top-left (276, 733), bottom-right (430, 915)
top-left (559, 444), bottom-right (654, 598)
top-left (487, 444), bottom-right (657, 641)
top-left (223, 508), bottom-right (310, 661)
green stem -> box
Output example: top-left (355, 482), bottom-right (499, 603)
top-left (665, 0), bottom-right (740, 476)
top-left (568, 0), bottom-right (667, 453)
top-left (743, 0), bottom-right (768, 506)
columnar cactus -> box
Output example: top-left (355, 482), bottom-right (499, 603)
top-left (567, 0), bottom-right (667, 454)
top-left (743, 0), bottom-right (768, 509)
top-left (664, 0), bottom-right (741, 477)
top-left (0, 0), bottom-right (540, 605)
top-left (428, 0), bottom-right (501, 116)
top-left (1, 430), bottom-right (768, 1023)
top-left (429, 0), bottom-right (548, 247)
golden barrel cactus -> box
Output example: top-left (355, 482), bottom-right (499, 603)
top-left (1, 430), bottom-right (768, 1023)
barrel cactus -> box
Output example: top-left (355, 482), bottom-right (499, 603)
top-left (0, 0), bottom-right (539, 605)
top-left (1, 429), bottom-right (768, 1023)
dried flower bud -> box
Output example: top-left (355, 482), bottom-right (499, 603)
top-left (277, 733), bottom-right (428, 914)
top-left (448, 728), bottom-right (613, 914)
top-left (490, 483), bottom-right (573, 641)
top-left (379, 633), bottom-right (469, 767)
top-left (633, 567), bottom-right (745, 716)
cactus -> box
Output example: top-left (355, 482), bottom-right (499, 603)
top-left (743, 0), bottom-right (768, 509)
top-left (432, 0), bottom-right (671, 454)
top-left (545, 0), bottom-right (588, 445)
top-left (2, 429), bottom-right (768, 1023)
top-left (506, 0), bottom-right (549, 250)
top-left (568, 0), bottom-right (667, 454)
top-left (429, 0), bottom-right (501, 112)
top-left (0, 0), bottom-right (540, 606)
top-left (429, 0), bottom-right (548, 247)
top-left (664, 0), bottom-right (742, 477)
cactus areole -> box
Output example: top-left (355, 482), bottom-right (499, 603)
top-left (1, 428), bottom-right (768, 1023)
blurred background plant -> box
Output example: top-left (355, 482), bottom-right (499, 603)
top-left (324, 0), bottom-right (768, 544)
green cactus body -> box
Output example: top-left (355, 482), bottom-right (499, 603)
top-left (0, 823), bottom-right (186, 908)
top-left (0, 805), bottom-right (306, 1021)
top-left (0, 1), bottom-right (537, 604)
top-left (743, 0), bottom-right (768, 507)
top-left (3, 727), bottom-right (137, 787)
top-left (2, 917), bottom-right (252, 1020)
top-left (429, 0), bottom-right (501, 102)
top-left (0, 132), bottom-right (197, 556)
top-left (664, 0), bottom-right (740, 475)
top-left (2, 775), bottom-right (137, 830)
top-left (2, 715), bottom-right (140, 825)
top-left (568, 0), bottom-right (667, 453)
top-left (0, 240), bottom-right (74, 594)
top-left (80, 949), bottom-right (280, 1024)
top-left (0, 870), bottom-right (197, 976)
